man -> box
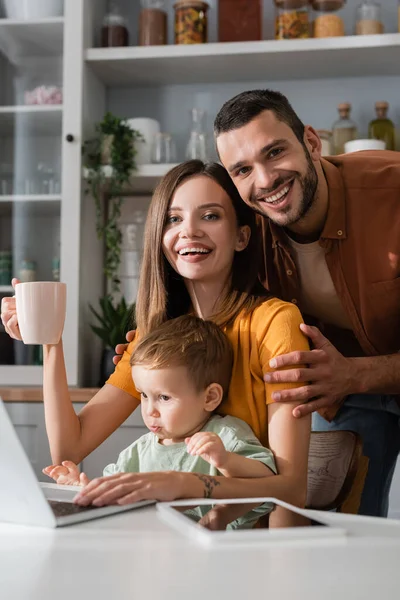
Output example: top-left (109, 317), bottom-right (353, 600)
top-left (214, 89), bottom-right (400, 517)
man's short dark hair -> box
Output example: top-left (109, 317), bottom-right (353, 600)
top-left (214, 89), bottom-right (305, 144)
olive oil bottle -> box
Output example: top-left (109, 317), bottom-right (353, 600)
top-left (368, 101), bottom-right (395, 151)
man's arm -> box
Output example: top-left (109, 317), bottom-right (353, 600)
top-left (264, 324), bottom-right (400, 418)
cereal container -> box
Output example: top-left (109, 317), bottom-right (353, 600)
top-left (174, 1), bottom-right (209, 44)
top-left (274, 0), bottom-right (310, 40)
top-left (355, 2), bottom-right (383, 35)
top-left (312, 0), bottom-right (346, 38)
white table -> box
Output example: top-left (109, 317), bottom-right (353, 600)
top-left (1, 506), bottom-right (400, 600)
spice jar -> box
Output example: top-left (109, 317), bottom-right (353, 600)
top-left (218, 0), bottom-right (262, 42)
top-left (139, 0), bottom-right (167, 46)
top-left (174, 1), bottom-right (209, 45)
top-left (101, 1), bottom-right (129, 47)
top-left (355, 1), bottom-right (383, 35)
top-left (312, 0), bottom-right (345, 38)
top-left (274, 0), bottom-right (310, 40)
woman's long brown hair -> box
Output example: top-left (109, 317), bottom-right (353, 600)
top-left (136, 160), bottom-right (269, 336)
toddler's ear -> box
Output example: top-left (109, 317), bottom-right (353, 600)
top-left (204, 383), bottom-right (223, 412)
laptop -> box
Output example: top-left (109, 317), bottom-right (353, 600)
top-left (0, 398), bottom-right (154, 528)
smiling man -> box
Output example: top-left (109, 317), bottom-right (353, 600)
top-left (214, 89), bottom-right (400, 518)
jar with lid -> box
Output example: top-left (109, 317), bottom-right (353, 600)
top-left (139, 0), bottom-right (167, 46)
top-left (274, 1), bottom-right (310, 40)
top-left (332, 103), bottom-right (357, 155)
top-left (101, 1), bottom-right (129, 47)
top-left (312, 0), bottom-right (345, 38)
top-left (368, 102), bottom-right (395, 151)
top-left (355, 2), bottom-right (383, 35)
top-left (174, 1), bottom-right (209, 45)
top-left (218, 0), bottom-right (262, 42)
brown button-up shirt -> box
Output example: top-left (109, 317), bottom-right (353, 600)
top-left (258, 150), bottom-right (400, 419)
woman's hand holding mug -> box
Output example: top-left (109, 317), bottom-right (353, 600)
top-left (1, 278), bottom-right (66, 345)
top-left (0, 278), bottom-right (21, 340)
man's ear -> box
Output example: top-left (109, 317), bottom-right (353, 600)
top-left (204, 383), bottom-right (224, 412)
top-left (235, 225), bottom-right (251, 252)
top-left (304, 125), bottom-right (322, 161)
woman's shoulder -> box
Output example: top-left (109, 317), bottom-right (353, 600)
top-left (245, 296), bottom-right (303, 328)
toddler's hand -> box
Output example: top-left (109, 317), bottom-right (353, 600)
top-left (185, 432), bottom-right (227, 469)
top-left (42, 460), bottom-right (90, 486)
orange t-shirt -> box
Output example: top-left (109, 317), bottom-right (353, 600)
top-left (107, 298), bottom-right (309, 447)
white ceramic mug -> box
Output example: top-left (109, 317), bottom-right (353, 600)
top-left (126, 118), bottom-right (160, 165)
top-left (15, 281), bottom-right (66, 345)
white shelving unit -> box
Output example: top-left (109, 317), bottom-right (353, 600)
top-left (83, 163), bottom-right (179, 195)
top-left (85, 34), bottom-right (400, 86)
top-left (0, 106), bottom-right (63, 135)
top-left (0, 17), bottom-right (63, 57)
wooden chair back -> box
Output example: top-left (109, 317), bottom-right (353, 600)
top-left (306, 430), bottom-right (363, 511)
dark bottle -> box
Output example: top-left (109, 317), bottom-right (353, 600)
top-left (368, 101), bottom-right (395, 151)
top-left (101, 1), bottom-right (129, 47)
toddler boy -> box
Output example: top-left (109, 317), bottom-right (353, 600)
top-left (44, 315), bottom-right (276, 485)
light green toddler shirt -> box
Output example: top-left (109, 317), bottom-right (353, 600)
top-left (103, 414), bottom-right (276, 476)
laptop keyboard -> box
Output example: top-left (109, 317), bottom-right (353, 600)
top-left (48, 500), bottom-right (102, 517)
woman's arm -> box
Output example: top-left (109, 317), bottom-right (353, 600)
top-left (43, 341), bottom-right (140, 464)
top-left (73, 404), bottom-right (309, 507)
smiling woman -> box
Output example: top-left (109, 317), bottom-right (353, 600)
top-left (1, 159), bottom-right (311, 508)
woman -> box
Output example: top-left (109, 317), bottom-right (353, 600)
top-left (1, 161), bottom-right (310, 506)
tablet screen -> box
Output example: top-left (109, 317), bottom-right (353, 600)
top-left (170, 502), bottom-right (328, 531)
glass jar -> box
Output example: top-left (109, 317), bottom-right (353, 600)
top-left (218, 0), bottom-right (262, 42)
top-left (332, 103), bottom-right (357, 155)
top-left (368, 101), bottom-right (395, 151)
top-left (355, 2), bottom-right (383, 35)
top-left (274, 1), bottom-right (310, 40)
top-left (101, 1), bottom-right (129, 47)
top-left (174, 1), bottom-right (209, 45)
top-left (312, 0), bottom-right (345, 38)
top-left (139, 0), bottom-right (167, 46)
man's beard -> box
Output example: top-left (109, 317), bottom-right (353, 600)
top-left (249, 148), bottom-right (318, 227)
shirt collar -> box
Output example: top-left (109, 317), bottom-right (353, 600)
top-left (267, 157), bottom-right (347, 247)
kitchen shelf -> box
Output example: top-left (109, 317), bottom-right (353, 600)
top-left (85, 33), bottom-right (400, 86)
top-left (0, 105), bottom-right (63, 135)
top-left (0, 196), bottom-right (61, 217)
top-left (83, 163), bottom-right (179, 195)
top-left (0, 17), bottom-right (64, 60)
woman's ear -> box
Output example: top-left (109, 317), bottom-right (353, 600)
top-left (235, 225), bottom-right (251, 252)
top-left (204, 383), bottom-right (223, 412)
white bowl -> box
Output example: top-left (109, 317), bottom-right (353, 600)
top-left (344, 139), bottom-right (386, 153)
top-left (3, 0), bottom-right (64, 19)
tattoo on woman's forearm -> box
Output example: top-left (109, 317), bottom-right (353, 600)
top-left (194, 474), bottom-right (220, 499)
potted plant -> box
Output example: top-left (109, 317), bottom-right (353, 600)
top-left (89, 296), bottom-right (136, 384)
top-left (83, 111), bottom-right (143, 293)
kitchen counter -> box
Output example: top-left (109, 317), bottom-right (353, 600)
top-left (0, 387), bottom-right (99, 402)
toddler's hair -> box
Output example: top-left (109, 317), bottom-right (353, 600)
top-left (130, 315), bottom-right (233, 396)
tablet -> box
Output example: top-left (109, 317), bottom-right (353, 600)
top-left (157, 497), bottom-right (346, 545)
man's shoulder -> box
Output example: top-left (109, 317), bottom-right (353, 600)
top-left (323, 151), bottom-right (400, 193)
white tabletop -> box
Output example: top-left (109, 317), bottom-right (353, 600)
top-left (1, 506), bottom-right (400, 600)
